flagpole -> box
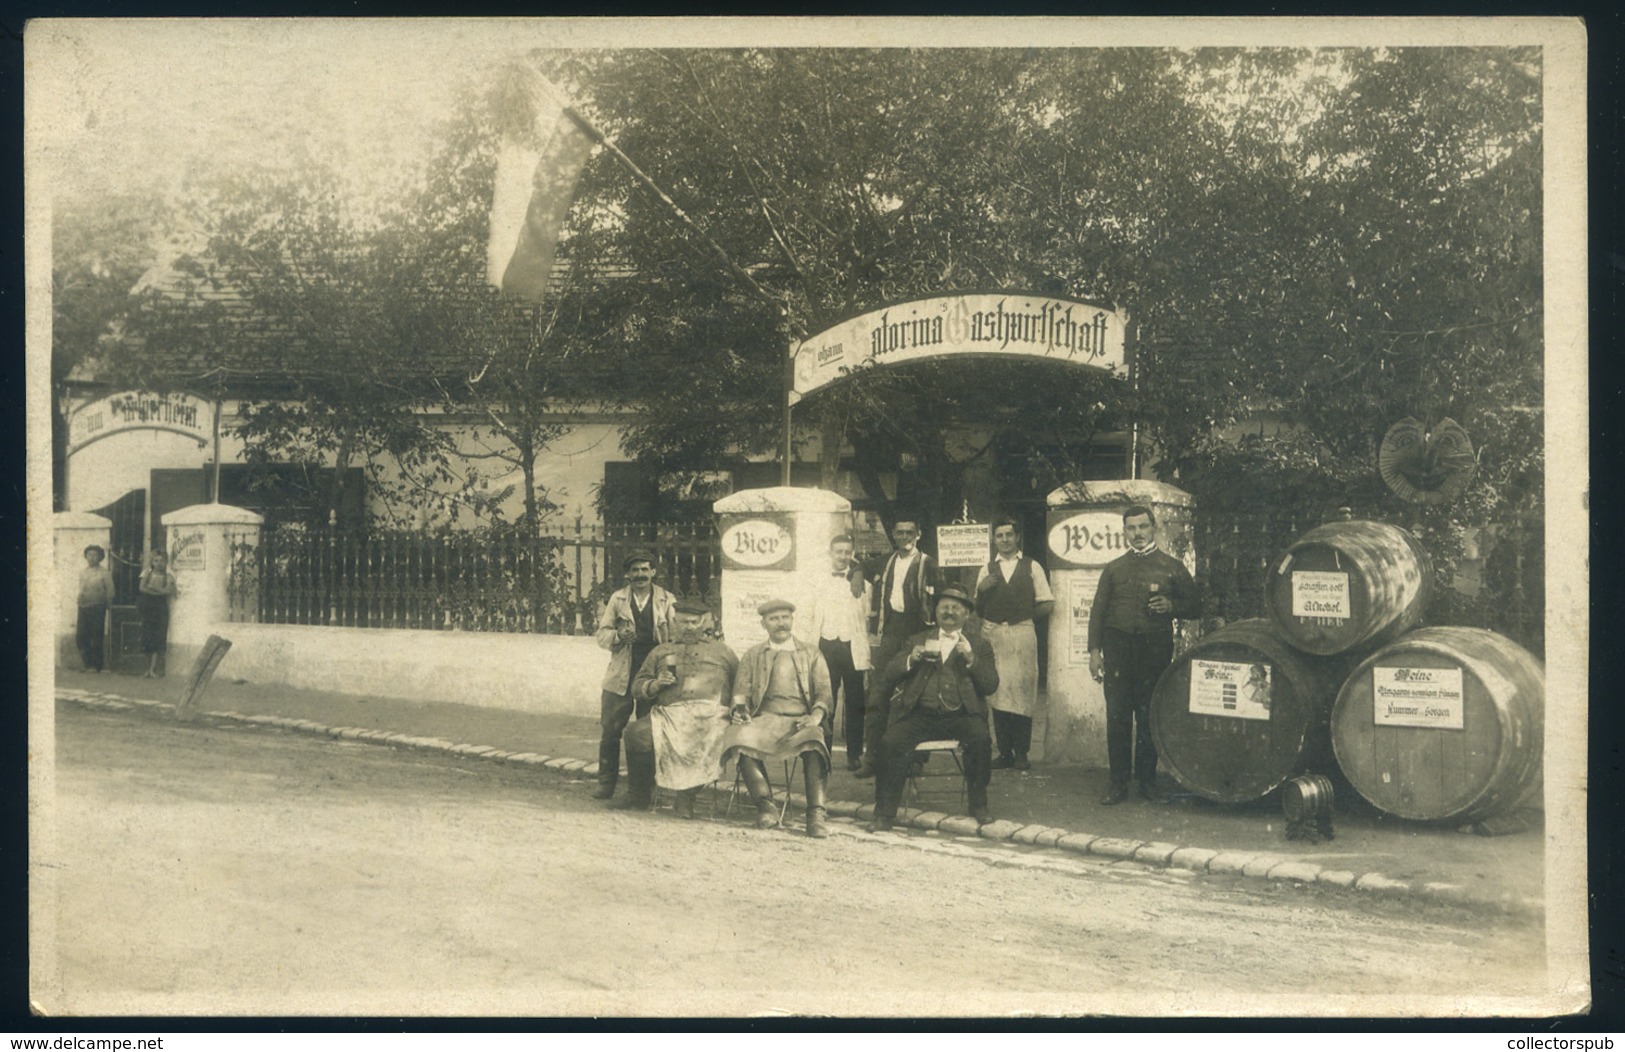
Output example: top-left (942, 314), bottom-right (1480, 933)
top-left (781, 307), bottom-right (795, 486)
top-left (513, 67), bottom-right (798, 483)
top-left (527, 73), bottom-right (780, 311)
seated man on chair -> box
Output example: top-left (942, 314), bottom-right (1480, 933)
top-left (721, 599), bottom-right (835, 837)
top-left (622, 599), bottom-right (739, 818)
top-left (866, 584), bottom-right (1000, 832)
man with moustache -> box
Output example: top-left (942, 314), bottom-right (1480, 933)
top-left (855, 517), bottom-right (937, 779)
top-left (866, 584), bottom-right (1000, 832)
top-left (1088, 505), bottom-right (1200, 806)
top-left (975, 518), bottom-right (1054, 771)
top-left (723, 600), bottom-right (835, 837)
top-left (592, 552), bottom-right (678, 804)
top-left (624, 599), bottom-right (739, 818)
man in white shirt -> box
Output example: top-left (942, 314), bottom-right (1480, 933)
top-left (857, 518), bottom-right (937, 779)
top-left (810, 533), bottom-right (871, 771)
top-left (974, 518), bottom-right (1055, 770)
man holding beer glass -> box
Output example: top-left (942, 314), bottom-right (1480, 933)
top-left (1087, 505), bottom-right (1200, 806)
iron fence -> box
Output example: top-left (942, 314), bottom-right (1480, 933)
top-left (227, 518), bottom-right (720, 635)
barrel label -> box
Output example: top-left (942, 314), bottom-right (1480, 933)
top-left (1373, 666), bottom-right (1464, 729)
top-left (1291, 570), bottom-right (1349, 620)
top-left (1189, 659), bottom-right (1272, 721)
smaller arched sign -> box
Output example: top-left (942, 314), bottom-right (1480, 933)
top-left (68, 390), bottom-right (214, 455)
top-left (791, 293), bottom-right (1128, 404)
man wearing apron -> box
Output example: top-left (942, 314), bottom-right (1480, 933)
top-left (975, 518), bottom-right (1054, 771)
top-left (624, 599), bottom-right (739, 817)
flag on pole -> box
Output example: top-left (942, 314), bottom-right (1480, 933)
top-left (486, 68), bottom-right (595, 304)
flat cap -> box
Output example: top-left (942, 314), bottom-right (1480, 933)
top-left (674, 598), bottom-right (710, 616)
top-left (622, 551), bottom-right (657, 570)
top-left (757, 598), bottom-right (796, 616)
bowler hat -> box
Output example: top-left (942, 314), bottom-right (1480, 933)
top-left (933, 584), bottom-right (974, 611)
top-left (757, 598), bottom-right (796, 616)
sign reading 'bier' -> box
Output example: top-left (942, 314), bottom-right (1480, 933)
top-left (791, 293), bottom-right (1128, 404)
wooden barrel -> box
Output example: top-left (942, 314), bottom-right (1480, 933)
top-left (1330, 627), bottom-right (1543, 823)
top-left (1264, 520), bottom-right (1433, 656)
top-left (1150, 619), bottom-right (1349, 804)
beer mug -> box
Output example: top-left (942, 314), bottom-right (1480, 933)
top-left (1146, 581), bottom-right (1161, 611)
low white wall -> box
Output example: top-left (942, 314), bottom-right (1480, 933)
top-left (198, 623), bottom-right (605, 718)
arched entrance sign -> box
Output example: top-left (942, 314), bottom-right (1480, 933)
top-left (788, 292), bottom-right (1130, 406)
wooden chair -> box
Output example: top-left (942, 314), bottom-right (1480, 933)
top-left (902, 739), bottom-right (966, 814)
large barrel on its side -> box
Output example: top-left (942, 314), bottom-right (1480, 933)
top-left (1330, 627), bottom-right (1543, 823)
top-left (1151, 619), bottom-right (1348, 804)
top-left (1264, 520), bottom-right (1433, 656)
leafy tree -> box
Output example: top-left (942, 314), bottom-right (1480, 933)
top-left (51, 188), bottom-right (172, 509)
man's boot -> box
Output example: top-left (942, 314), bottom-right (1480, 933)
top-left (591, 740), bottom-right (619, 801)
top-left (804, 759), bottom-right (829, 838)
top-left (740, 760), bottom-right (779, 829)
top-left (610, 750), bottom-right (656, 811)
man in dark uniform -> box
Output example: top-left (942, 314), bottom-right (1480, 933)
top-left (866, 584), bottom-right (1000, 831)
top-left (1088, 504), bottom-right (1200, 805)
top-left (855, 517), bottom-right (937, 779)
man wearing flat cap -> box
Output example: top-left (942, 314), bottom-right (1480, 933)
top-left (593, 552), bottom-right (678, 804)
top-left (623, 598), bottom-right (739, 817)
top-left (721, 599), bottom-right (836, 837)
top-left (866, 584), bottom-right (1000, 831)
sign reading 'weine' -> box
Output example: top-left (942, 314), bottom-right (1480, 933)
top-left (1373, 666), bottom-right (1465, 730)
top-left (791, 293), bottom-right (1127, 404)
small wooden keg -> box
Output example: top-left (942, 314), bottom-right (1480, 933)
top-left (1330, 627), bottom-right (1543, 822)
top-left (1264, 520), bottom-right (1433, 656)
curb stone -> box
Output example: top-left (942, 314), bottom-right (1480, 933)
top-left (1206, 851), bottom-right (1256, 876)
top-left (1169, 847), bottom-right (1220, 872)
top-left (1133, 841), bottom-right (1180, 866)
top-left (55, 689), bottom-right (1540, 917)
top-left (1242, 855), bottom-right (1289, 878)
top-left (1055, 833), bottom-right (1098, 855)
top-left (1268, 861), bottom-right (1323, 883)
top-left (1088, 837), bottom-right (1144, 860)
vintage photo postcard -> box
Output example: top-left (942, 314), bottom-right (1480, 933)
top-left (24, 17), bottom-right (1588, 1018)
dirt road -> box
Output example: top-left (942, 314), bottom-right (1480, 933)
top-left (37, 703), bottom-right (1547, 1017)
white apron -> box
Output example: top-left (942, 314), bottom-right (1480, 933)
top-left (982, 620), bottom-right (1039, 718)
top-left (650, 700), bottom-right (731, 790)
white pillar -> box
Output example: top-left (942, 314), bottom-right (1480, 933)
top-left (54, 511), bottom-right (112, 667)
top-left (159, 503), bottom-right (263, 670)
top-left (1043, 480), bottom-right (1197, 767)
top-left (713, 487), bottom-right (852, 654)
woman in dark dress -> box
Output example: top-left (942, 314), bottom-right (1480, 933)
top-left (137, 551), bottom-right (177, 677)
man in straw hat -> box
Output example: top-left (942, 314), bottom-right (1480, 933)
top-left (592, 552), bottom-right (678, 803)
top-left (721, 599), bottom-right (835, 837)
top-left (865, 584), bottom-right (1000, 832)
top-left (622, 598), bottom-right (739, 817)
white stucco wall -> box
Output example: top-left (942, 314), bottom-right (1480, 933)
top-left (204, 623), bottom-right (605, 717)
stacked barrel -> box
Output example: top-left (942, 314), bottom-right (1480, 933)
top-left (1150, 520), bottom-right (1543, 822)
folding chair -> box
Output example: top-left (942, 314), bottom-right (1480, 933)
top-left (902, 739), bottom-right (966, 814)
top-left (723, 755), bottom-right (802, 825)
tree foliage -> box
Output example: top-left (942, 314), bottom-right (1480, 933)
top-left (551, 48), bottom-right (1541, 581)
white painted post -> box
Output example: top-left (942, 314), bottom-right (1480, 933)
top-left (1042, 480), bottom-right (1196, 767)
top-left (158, 503), bottom-right (263, 672)
top-left (712, 487), bottom-right (852, 655)
top-left (54, 511), bottom-right (112, 668)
